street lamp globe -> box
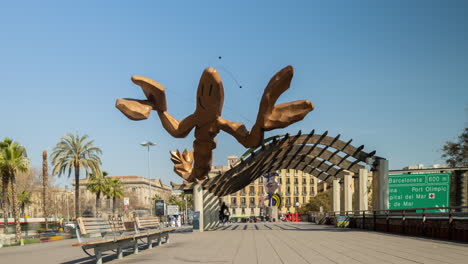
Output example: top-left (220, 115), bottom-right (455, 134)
top-left (140, 141), bottom-right (156, 147)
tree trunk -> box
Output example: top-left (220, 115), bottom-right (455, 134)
top-left (95, 191), bottom-right (101, 217)
top-left (42, 150), bottom-right (49, 230)
top-left (74, 164), bottom-right (80, 218)
top-left (10, 173), bottom-right (21, 242)
top-left (2, 175), bottom-right (9, 233)
top-left (113, 197), bottom-right (116, 214)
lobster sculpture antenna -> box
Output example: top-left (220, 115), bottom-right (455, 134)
top-left (116, 66), bottom-right (314, 182)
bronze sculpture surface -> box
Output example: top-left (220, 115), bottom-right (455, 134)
top-left (116, 66), bottom-right (313, 182)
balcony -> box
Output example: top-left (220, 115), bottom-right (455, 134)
top-left (249, 203), bottom-right (256, 208)
top-left (240, 203), bottom-right (247, 208)
top-left (249, 192), bottom-right (256, 196)
top-left (230, 203), bottom-right (238, 208)
top-left (302, 192), bottom-right (307, 196)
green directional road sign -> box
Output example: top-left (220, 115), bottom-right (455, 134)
top-left (388, 173), bottom-right (450, 212)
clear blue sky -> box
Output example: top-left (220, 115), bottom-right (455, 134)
top-left (1, 1), bottom-right (467, 188)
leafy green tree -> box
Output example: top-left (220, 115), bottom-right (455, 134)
top-left (167, 195), bottom-right (183, 210)
top-left (0, 138), bottom-right (29, 241)
top-left (152, 194), bottom-right (162, 201)
top-left (17, 191), bottom-right (32, 218)
top-left (442, 127), bottom-right (468, 167)
top-left (87, 171), bottom-right (109, 217)
top-left (298, 190), bottom-right (331, 214)
top-left (180, 191), bottom-right (193, 211)
top-left (51, 133), bottom-right (102, 217)
top-left (106, 178), bottom-right (124, 214)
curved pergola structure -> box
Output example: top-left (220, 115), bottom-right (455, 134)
top-left (173, 130), bottom-right (380, 197)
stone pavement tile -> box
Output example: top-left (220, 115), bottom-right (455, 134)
top-left (1, 222), bottom-right (467, 264)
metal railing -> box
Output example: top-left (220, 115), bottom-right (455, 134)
top-left (328, 206), bottom-right (468, 219)
top-left (324, 206), bottom-right (468, 241)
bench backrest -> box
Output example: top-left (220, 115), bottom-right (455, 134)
top-left (135, 217), bottom-right (161, 230)
top-left (108, 216), bottom-right (127, 233)
top-left (76, 217), bottom-right (113, 235)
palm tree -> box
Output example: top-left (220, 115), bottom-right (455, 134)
top-left (17, 191), bottom-right (32, 218)
top-left (1, 158), bottom-right (9, 233)
top-left (42, 150), bottom-right (49, 230)
top-left (106, 178), bottom-right (124, 214)
top-left (87, 171), bottom-right (109, 217)
top-left (0, 188), bottom-right (11, 232)
top-left (51, 133), bottom-right (102, 218)
top-left (0, 138), bottom-right (29, 242)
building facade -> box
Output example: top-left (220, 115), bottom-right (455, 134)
top-left (214, 156), bottom-right (324, 218)
top-left (78, 176), bottom-right (172, 217)
top-left (5, 187), bottom-right (74, 219)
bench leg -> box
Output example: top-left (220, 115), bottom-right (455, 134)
top-left (94, 249), bottom-right (103, 264)
top-left (134, 242), bottom-right (139, 254)
top-left (117, 247), bottom-right (123, 259)
top-left (157, 234), bottom-right (162, 246)
top-left (165, 233), bottom-right (170, 244)
top-left (147, 237), bottom-right (152, 249)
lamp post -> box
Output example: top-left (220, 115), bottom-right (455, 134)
top-left (141, 141), bottom-right (156, 216)
top-left (295, 202), bottom-right (300, 222)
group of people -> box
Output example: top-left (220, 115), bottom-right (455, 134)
top-left (168, 215), bottom-right (182, 227)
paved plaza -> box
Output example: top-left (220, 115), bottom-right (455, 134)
top-left (1, 222), bottom-right (467, 264)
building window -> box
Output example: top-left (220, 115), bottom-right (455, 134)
top-left (294, 197), bottom-right (299, 203)
top-left (303, 186), bottom-right (307, 194)
top-left (241, 197), bottom-right (246, 205)
top-left (231, 197), bottom-right (237, 205)
top-left (286, 186), bottom-right (291, 195)
top-left (294, 178), bottom-right (298, 184)
top-left (259, 186), bottom-right (264, 194)
top-left (294, 186), bottom-right (299, 195)
top-left (303, 197), bottom-right (306, 204)
top-left (286, 197), bottom-right (291, 206)
top-left (302, 178), bottom-right (306, 184)
top-left (310, 178), bottom-right (314, 184)
top-left (249, 197), bottom-right (255, 205)
top-left (132, 187), bottom-right (136, 192)
top-left (241, 189), bottom-right (246, 196)
top-left (241, 208), bottom-right (246, 215)
top-left (251, 208), bottom-right (255, 214)
top-left (310, 187), bottom-right (314, 195)
top-left (279, 178), bottom-right (282, 184)
top-left (286, 178), bottom-right (290, 184)
top-left (249, 186), bottom-right (255, 195)
top-left (259, 177), bottom-right (263, 183)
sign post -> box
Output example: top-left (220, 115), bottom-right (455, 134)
top-left (155, 200), bottom-right (165, 216)
top-left (388, 173), bottom-right (450, 212)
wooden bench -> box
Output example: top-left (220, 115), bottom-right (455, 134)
top-left (134, 217), bottom-right (176, 249)
top-left (72, 217), bottom-right (140, 264)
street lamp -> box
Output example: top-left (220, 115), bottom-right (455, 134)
top-left (141, 141), bottom-right (156, 216)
